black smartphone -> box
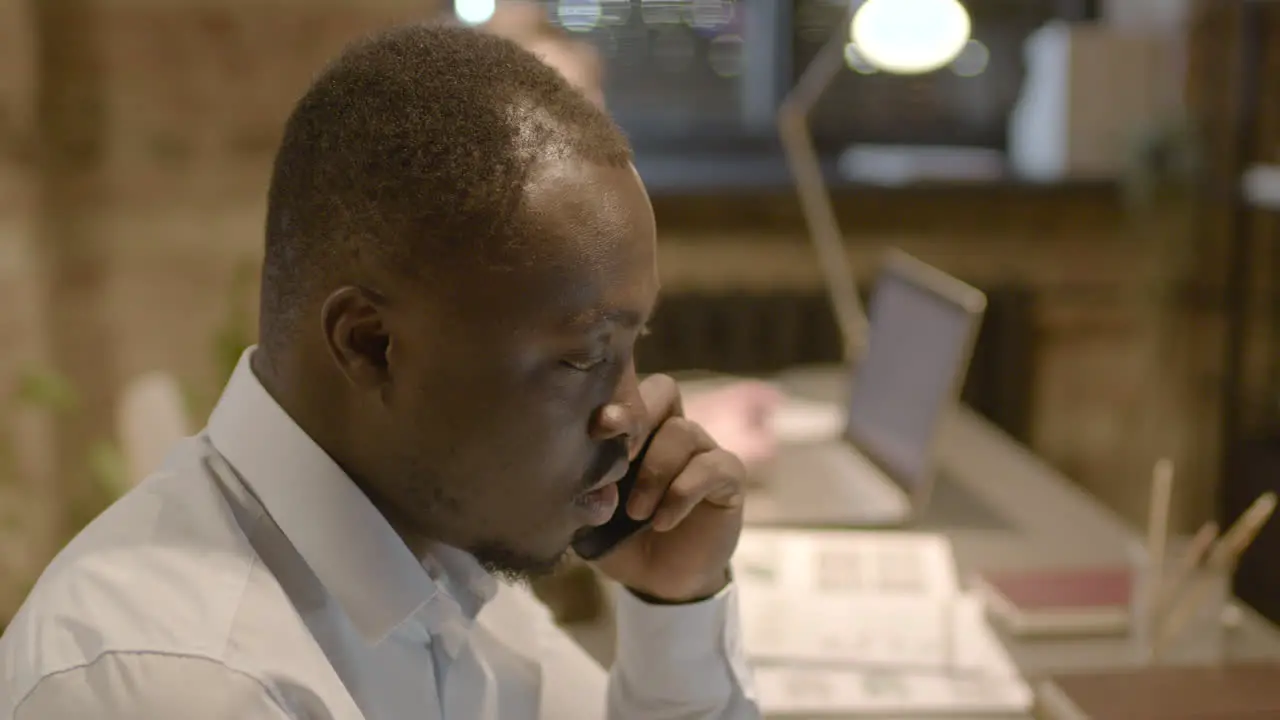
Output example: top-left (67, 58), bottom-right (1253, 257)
top-left (571, 427), bottom-right (661, 561)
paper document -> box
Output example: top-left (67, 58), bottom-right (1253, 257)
top-left (741, 590), bottom-right (967, 669)
top-left (751, 595), bottom-right (1033, 716)
top-left (733, 528), bottom-right (961, 599)
top-left (731, 529), bottom-right (1033, 715)
top-left (735, 529), bottom-right (964, 670)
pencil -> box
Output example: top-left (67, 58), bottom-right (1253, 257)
top-left (1207, 492), bottom-right (1278, 571)
top-left (1144, 458), bottom-right (1175, 619)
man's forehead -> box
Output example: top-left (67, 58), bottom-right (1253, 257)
top-left (504, 160), bottom-right (658, 327)
top-left (522, 158), bottom-right (649, 234)
top-left (514, 157), bottom-right (653, 266)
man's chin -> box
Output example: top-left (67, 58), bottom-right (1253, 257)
top-left (469, 541), bottom-right (571, 584)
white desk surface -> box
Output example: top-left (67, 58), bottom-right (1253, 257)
top-left (564, 367), bottom-right (1280, 719)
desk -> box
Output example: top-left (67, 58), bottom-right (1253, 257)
top-left (564, 367), bottom-right (1280, 716)
top-left (773, 367), bottom-right (1280, 674)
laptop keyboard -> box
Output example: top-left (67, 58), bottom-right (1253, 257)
top-left (776, 443), bottom-right (908, 518)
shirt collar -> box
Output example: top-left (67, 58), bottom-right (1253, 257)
top-left (206, 348), bottom-right (496, 645)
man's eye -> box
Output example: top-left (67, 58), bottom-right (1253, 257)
top-left (562, 356), bottom-right (606, 372)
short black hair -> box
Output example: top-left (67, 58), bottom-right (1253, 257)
top-left (260, 23), bottom-right (632, 348)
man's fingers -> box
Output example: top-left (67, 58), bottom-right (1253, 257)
top-left (637, 374), bottom-right (683, 429)
top-left (626, 418), bottom-right (714, 521)
top-left (649, 449), bottom-right (746, 532)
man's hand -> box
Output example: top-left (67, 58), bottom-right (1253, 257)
top-left (592, 375), bottom-right (746, 603)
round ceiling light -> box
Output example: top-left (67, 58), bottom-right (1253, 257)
top-left (455, 0), bottom-right (497, 25)
top-left (850, 0), bottom-right (972, 75)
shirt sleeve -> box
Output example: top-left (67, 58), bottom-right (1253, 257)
top-left (14, 651), bottom-right (298, 720)
top-left (607, 583), bottom-right (762, 719)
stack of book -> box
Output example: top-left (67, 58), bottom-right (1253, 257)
top-left (971, 566), bottom-right (1133, 638)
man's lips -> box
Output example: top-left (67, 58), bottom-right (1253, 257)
top-left (581, 458), bottom-right (630, 495)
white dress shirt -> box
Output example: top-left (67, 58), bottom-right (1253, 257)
top-left (0, 350), bottom-right (760, 719)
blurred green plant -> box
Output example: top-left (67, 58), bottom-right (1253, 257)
top-left (15, 366), bottom-right (126, 483)
top-left (1, 259), bottom-right (259, 631)
top-left (0, 367), bottom-right (76, 531)
top-left (0, 365), bottom-right (130, 631)
top-left (14, 367), bottom-right (78, 415)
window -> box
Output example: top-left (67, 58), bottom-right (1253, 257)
top-left (534, 0), bottom-right (1098, 189)
top-left (799, 0), bottom-right (1075, 151)
top-left (537, 0), bottom-right (782, 153)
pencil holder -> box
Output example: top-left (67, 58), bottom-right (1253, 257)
top-left (1127, 539), bottom-right (1232, 666)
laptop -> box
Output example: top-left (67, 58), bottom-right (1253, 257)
top-left (745, 249), bottom-right (987, 528)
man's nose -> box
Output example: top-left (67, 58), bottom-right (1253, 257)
top-left (591, 366), bottom-right (645, 447)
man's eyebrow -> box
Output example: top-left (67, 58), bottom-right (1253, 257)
top-left (567, 308), bottom-right (645, 329)
top-left (565, 296), bottom-right (661, 330)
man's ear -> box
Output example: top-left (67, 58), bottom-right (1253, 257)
top-left (320, 286), bottom-right (391, 391)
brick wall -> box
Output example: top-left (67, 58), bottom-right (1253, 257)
top-left (0, 0), bottom-right (443, 620)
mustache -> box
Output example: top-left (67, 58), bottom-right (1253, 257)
top-left (579, 439), bottom-right (629, 492)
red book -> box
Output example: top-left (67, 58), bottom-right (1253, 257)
top-left (972, 566), bottom-right (1132, 637)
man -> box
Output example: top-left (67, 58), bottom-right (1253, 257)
top-left (0, 25), bottom-right (760, 720)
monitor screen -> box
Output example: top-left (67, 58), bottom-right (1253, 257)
top-left (845, 267), bottom-right (980, 492)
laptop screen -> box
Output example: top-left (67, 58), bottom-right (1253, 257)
top-left (844, 265), bottom-right (980, 493)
